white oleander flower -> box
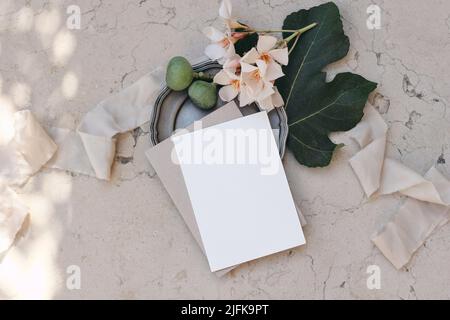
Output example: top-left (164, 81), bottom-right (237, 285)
top-left (203, 27), bottom-right (236, 63)
top-left (213, 54), bottom-right (242, 102)
top-left (213, 54), bottom-right (260, 107)
top-left (209, 3), bottom-right (288, 109)
top-left (203, 0), bottom-right (250, 64)
top-left (241, 35), bottom-right (288, 81)
top-left (257, 86), bottom-right (284, 111)
top-left (215, 56), bottom-right (285, 110)
top-left (219, 0), bottom-right (248, 31)
top-left (240, 61), bottom-right (275, 103)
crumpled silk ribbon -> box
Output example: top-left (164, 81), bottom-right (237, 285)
top-left (0, 68), bottom-right (164, 255)
top-left (46, 68), bottom-right (165, 180)
top-left (347, 105), bottom-right (450, 269)
top-left (0, 110), bottom-right (57, 254)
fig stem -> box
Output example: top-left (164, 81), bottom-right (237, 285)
top-left (235, 29), bottom-right (299, 33)
top-left (234, 23), bottom-right (317, 36)
top-left (193, 72), bottom-right (214, 82)
top-left (288, 33), bottom-right (301, 55)
top-left (275, 22), bottom-right (318, 52)
top-left (282, 22), bottom-right (318, 44)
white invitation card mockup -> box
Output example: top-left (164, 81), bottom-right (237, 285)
top-left (172, 112), bottom-right (305, 272)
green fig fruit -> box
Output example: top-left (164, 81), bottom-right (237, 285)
top-left (188, 80), bottom-right (217, 110)
top-left (166, 56), bottom-right (193, 91)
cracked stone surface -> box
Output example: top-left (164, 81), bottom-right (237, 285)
top-left (1, 0), bottom-right (450, 299)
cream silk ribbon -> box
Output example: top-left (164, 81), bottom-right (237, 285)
top-left (46, 68), bottom-right (165, 180)
top-left (0, 110), bottom-right (57, 254)
top-left (0, 68), bottom-right (164, 255)
top-left (347, 105), bottom-right (450, 269)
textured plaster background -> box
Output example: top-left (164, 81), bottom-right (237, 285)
top-left (1, 0), bottom-right (450, 299)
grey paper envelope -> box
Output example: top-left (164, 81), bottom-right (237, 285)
top-left (146, 101), bottom-right (306, 276)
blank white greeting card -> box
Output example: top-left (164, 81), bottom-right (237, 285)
top-left (172, 112), bottom-right (305, 272)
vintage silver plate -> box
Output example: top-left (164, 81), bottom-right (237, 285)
top-left (149, 60), bottom-right (288, 157)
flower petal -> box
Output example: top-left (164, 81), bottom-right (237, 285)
top-left (213, 70), bottom-right (232, 85)
top-left (226, 69), bottom-right (240, 80)
top-left (219, 85), bottom-right (239, 102)
top-left (242, 78), bottom-right (263, 100)
top-left (240, 62), bottom-right (258, 73)
top-left (255, 59), bottom-right (268, 78)
top-left (257, 81), bottom-right (275, 101)
top-left (219, 0), bottom-right (232, 19)
top-left (205, 43), bottom-right (227, 61)
top-left (257, 35), bottom-right (277, 53)
top-left (218, 41), bottom-right (236, 64)
top-left (241, 47), bottom-right (259, 64)
top-left (223, 54), bottom-right (241, 72)
top-left (203, 26), bottom-right (226, 42)
top-left (225, 41), bottom-right (236, 57)
top-left (271, 87), bottom-right (284, 108)
top-left (264, 61), bottom-right (284, 81)
top-left (257, 95), bottom-right (274, 112)
top-left (269, 47), bottom-right (289, 65)
top-left (239, 85), bottom-right (255, 107)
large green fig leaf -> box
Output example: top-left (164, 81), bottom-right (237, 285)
top-left (276, 2), bottom-right (377, 167)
